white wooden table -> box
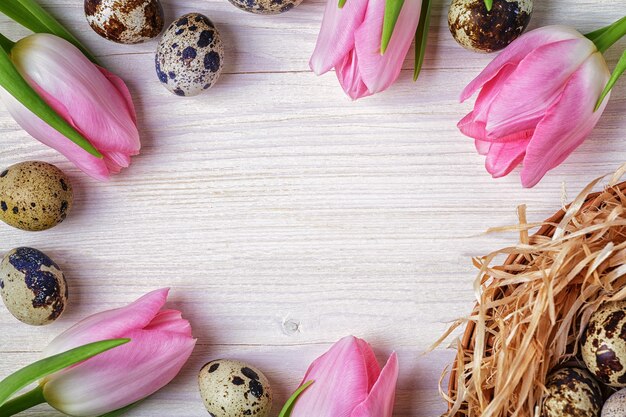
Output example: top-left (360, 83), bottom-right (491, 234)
top-left (0, 1), bottom-right (624, 416)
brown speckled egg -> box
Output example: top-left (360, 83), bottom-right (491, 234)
top-left (448, 0), bottom-right (533, 53)
top-left (602, 388), bottom-right (626, 417)
top-left (198, 359), bottom-right (272, 417)
top-left (228, 0), bottom-right (303, 14)
top-left (582, 301), bottom-right (626, 387)
top-left (155, 13), bottom-right (224, 97)
top-left (85, 0), bottom-right (164, 44)
top-left (0, 247), bottom-right (67, 326)
top-left (541, 368), bottom-right (603, 417)
top-left (0, 161), bottom-right (73, 231)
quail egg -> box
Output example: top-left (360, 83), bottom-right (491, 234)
top-left (541, 367), bottom-right (603, 417)
top-left (0, 247), bottom-right (67, 326)
top-left (448, 0), bottom-right (533, 53)
top-left (602, 388), bottom-right (626, 417)
top-left (582, 301), bottom-right (626, 387)
top-left (155, 13), bottom-right (224, 97)
top-left (0, 161), bottom-right (73, 231)
top-left (228, 0), bottom-right (304, 14)
top-left (198, 359), bottom-right (272, 417)
top-left (85, 0), bottom-right (164, 44)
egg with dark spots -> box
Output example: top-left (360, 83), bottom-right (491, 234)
top-left (541, 368), bottom-right (603, 417)
top-left (0, 161), bottom-right (73, 231)
top-left (228, 0), bottom-right (303, 15)
top-left (0, 247), bottom-right (67, 326)
top-left (198, 359), bottom-right (272, 417)
top-left (582, 301), bottom-right (626, 387)
top-left (155, 13), bottom-right (224, 97)
top-left (85, 0), bottom-right (164, 44)
top-left (448, 0), bottom-right (533, 53)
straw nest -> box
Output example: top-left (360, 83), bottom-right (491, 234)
top-left (436, 169), bottom-right (626, 417)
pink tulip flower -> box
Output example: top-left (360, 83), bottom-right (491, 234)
top-left (459, 25), bottom-right (611, 188)
top-left (40, 289), bottom-right (195, 416)
top-left (291, 336), bottom-right (399, 417)
top-left (310, 0), bottom-right (422, 100)
top-left (0, 33), bottom-right (140, 181)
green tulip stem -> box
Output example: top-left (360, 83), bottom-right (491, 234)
top-left (338, 0), bottom-right (347, 8)
top-left (0, 386), bottom-right (45, 416)
top-left (484, 0), bottom-right (493, 12)
top-left (595, 49), bottom-right (626, 111)
top-left (586, 15), bottom-right (626, 54)
top-left (0, 33), bottom-right (15, 53)
top-left (278, 380), bottom-right (314, 417)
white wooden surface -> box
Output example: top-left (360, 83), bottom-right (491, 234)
top-left (0, 1), bottom-right (625, 416)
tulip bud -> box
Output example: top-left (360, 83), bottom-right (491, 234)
top-left (290, 336), bottom-right (398, 417)
top-left (40, 289), bottom-right (195, 416)
top-left (310, 0), bottom-right (422, 100)
top-left (0, 33), bottom-right (140, 181)
top-left (458, 25), bottom-right (611, 187)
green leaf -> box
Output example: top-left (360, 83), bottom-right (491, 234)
top-left (338, 0), bottom-right (347, 8)
top-left (413, 0), bottom-right (432, 81)
top-left (0, 386), bottom-right (45, 416)
top-left (595, 49), bottom-right (626, 111)
top-left (278, 380), bottom-right (314, 417)
top-left (585, 15), bottom-right (626, 54)
top-left (484, 0), bottom-right (493, 11)
top-left (381, 0), bottom-right (405, 54)
top-left (0, 339), bottom-right (129, 407)
top-left (0, 43), bottom-right (102, 157)
top-left (0, 0), bottom-right (98, 63)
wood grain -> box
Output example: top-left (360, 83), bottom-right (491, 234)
top-left (0, 0), bottom-right (625, 416)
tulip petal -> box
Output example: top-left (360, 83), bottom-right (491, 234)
top-left (144, 310), bottom-right (193, 337)
top-left (310, 0), bottom-right (368, 75)
top-left (336, 50), bottom-right (372, 100)
top-left (484, 139), bottom-right (529, 178)
top-left (460, 25), bottom-right (586, 102)
top-left (97, 66), bottom-right (137, 125)
top-left (44, 289), bottom-right (170, 357)
top-left (520, 53), bottom-right (610, 188)
top-left (352, 0), bottom-right (421, 94)
top-left (291, 336), bottom-right (370, 417)
top-left (351, 352), bottom-right (398, 417)
top-left (354, 338), bottom-right (381, 391)
top-left (43, 329), bottom-right (196, 416)
top-left (0, 88), bottom-right (111, 181)
top-left (485, 37), bottom-right (596, 139)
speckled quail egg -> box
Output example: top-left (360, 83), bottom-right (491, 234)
top-left (541, 367), bottom-right (603, 417)
top-left (84, 0), bottom-right (164, 44)
top-left (0, 247), bottom-right (67, 326)
top-left (227, 0), bottom-right (303, 15)
top-left (155, 13), bottom-right (224, 97)
top-left (198, 359), bottom-right (272, 417)
top-left (0, 161), bottom-right (73, 231)
top-left (582, 301), bottom-right (626, 387)
top-left (602, 388), bottom-right (626, 417)
top-left (448, 0), bottom-right (533, 53)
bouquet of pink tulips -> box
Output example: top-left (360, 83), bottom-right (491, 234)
top-left (0, 0), bottom-right (140, 180)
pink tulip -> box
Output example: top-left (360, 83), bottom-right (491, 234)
top-left (459, 25), bottom-right (611, 188)
top-left (310, 0), bottom-right (422, 100)
top-left (291, 336), bottom-right (399, 417)
top-left (40, 289), bottom-right (195, 416)
top-left (0, 33), bottom-right (140, 181)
